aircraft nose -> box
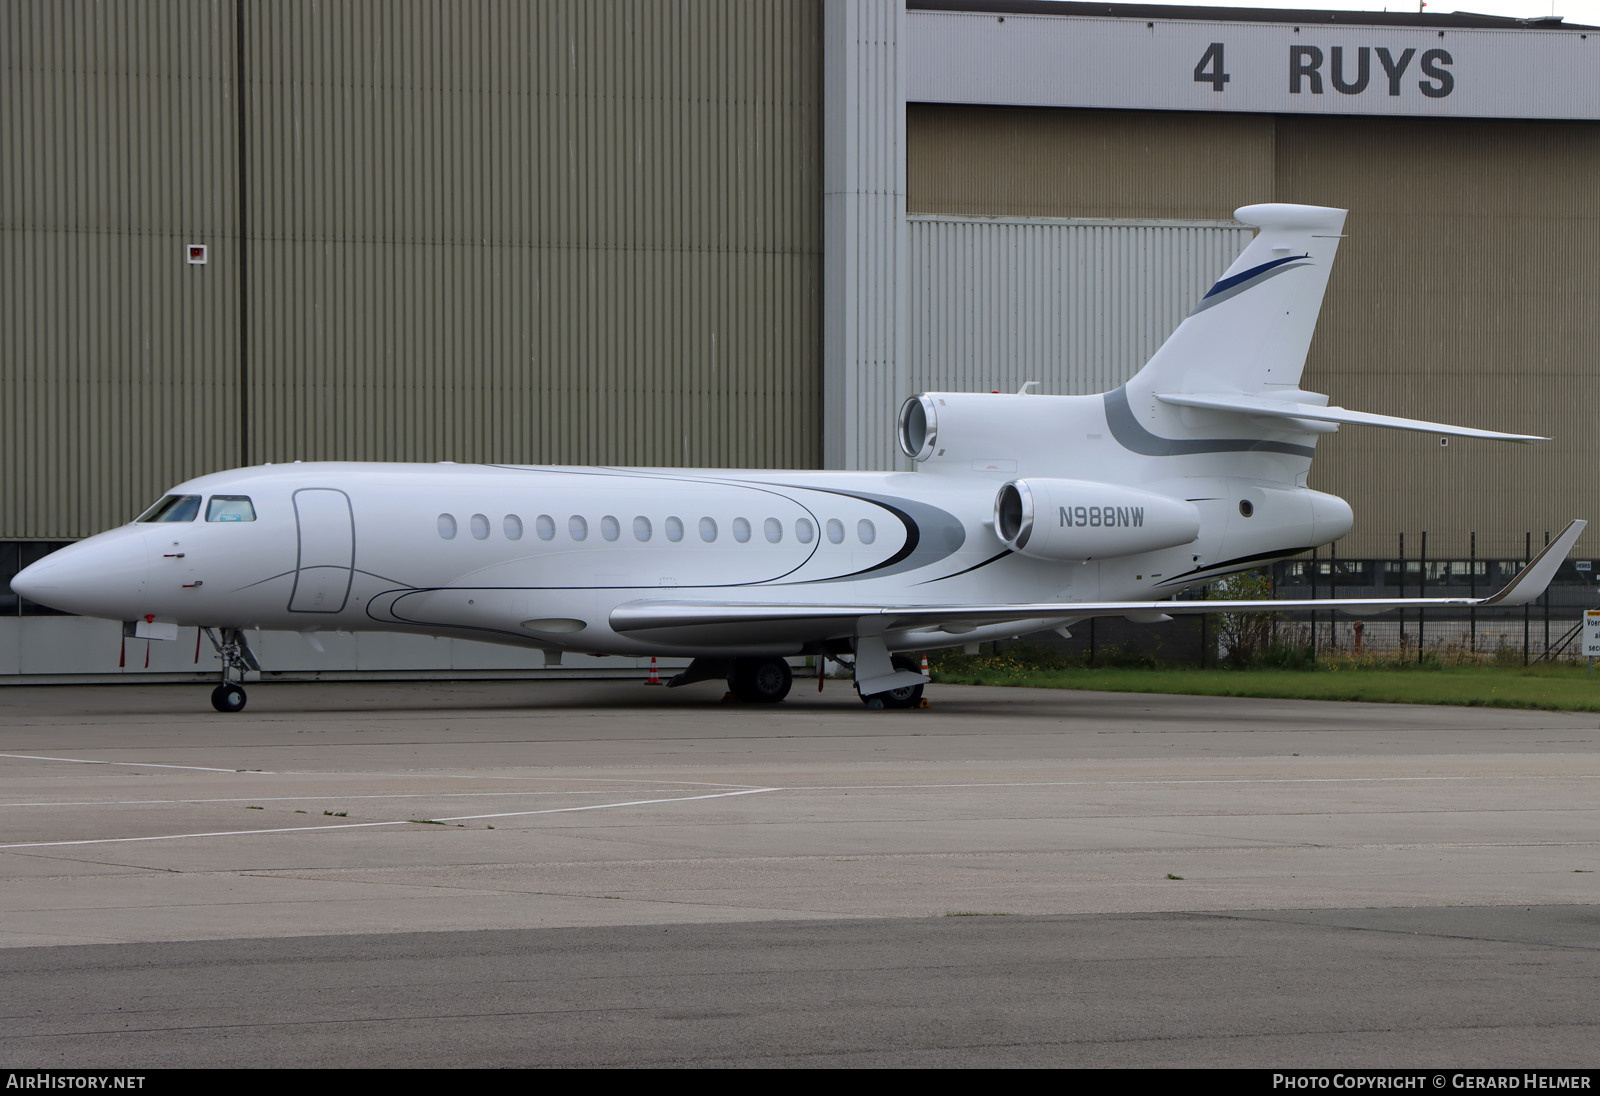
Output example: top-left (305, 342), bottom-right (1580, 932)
top-left (10, 531), bottom-right (151, 619)
top-left (9, 554), bottom-right (65, 604)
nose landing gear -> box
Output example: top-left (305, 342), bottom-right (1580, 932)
top-left (202, 627), bottom-right (260, 713)
top-left (211, 681), bottom-right (247, 712)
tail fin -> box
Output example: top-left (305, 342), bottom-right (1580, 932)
top-left (1126, 203), bottom-right (1347, 401)
top-left (1119, 203), bottom-right (1543, 446)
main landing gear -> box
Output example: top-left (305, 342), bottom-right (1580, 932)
top-left (727, 657), bottom-right (793, 704)
top-left (203, 627), bottom-right (259, 713)
top-left (669, 649), bottom-right (925, 709)
top-left (666, 656), bottom-right (796, 703)
top-left (855, 654), bottom-right (925, 710)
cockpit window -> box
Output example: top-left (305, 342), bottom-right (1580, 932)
top-left (136, 495), bottom-right (201, 523)
top-left (206, 495), bottom-right (256, 522)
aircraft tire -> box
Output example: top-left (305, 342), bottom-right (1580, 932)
top-left (857, 654), bottom-right (925, 710)
top-left (211, 682), bottom-right (248, 713)
top-left (729, 657), bottom-right (793, 704)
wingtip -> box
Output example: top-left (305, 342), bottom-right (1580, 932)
top-left (1481, 518), bottom-right (1586, 606)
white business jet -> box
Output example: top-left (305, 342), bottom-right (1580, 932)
top-left (11, 204), bottom-right (1583, 712)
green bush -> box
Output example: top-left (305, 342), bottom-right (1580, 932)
top-left (1261, 641), bottom-right (1313, 670)
top-left (1207, 570), bottom-right (1279, 667)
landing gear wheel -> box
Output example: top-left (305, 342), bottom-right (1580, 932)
top-left (211, 682), bottom-right (248, 713)
top-left (857, 654), bottom-right (925, 710)
top-left (203, 628), bottom-right (260, 713)
top-left (728, 657), bottom-right (794, 704)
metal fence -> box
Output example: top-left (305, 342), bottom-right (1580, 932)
top-left (1028, 531), bottom-right (1596, 667)
top-left (1265, 531), bottom-right (1593, 665)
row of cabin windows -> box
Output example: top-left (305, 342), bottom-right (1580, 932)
top-left (438, 513), bottom-right (877, 547)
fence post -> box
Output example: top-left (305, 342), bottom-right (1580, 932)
top-left (1310, 546), bottom-right (1318, 661)
top-left (1543, 529), bottom-right (1551, 659)
top-left (1329, 539), bottom-right (1338, 656)
top-left (1419, 531), bottom-right (1427, 665)
top-left (1269, 563), bottom-right (1278, 652)
top-left (1524, 532), bottom-right (1532, 666)
top-left (1470, 531), bottom-right (1477, 654)
top-left (1398, 532), bottom-right (1406, 659)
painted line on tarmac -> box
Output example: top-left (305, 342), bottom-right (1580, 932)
top-left (775, 775), bottom-right (1600, 791)
top-left (0, 752), bottom-right (257, 774)
top-left (6, 774), bottom-right (1594, 813)
top-left (0, 787), bottom-right (780, 850)
top-left (2, 783), bottom-right (777, 809)
top-left (0, 753), bottom-right (769, 792)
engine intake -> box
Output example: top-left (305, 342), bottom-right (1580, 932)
top-left (897, 395), bottom-right (938, 462)
top-left (895, 391), bottom-right (1069, 472)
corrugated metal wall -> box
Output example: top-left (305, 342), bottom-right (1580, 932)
top-left (1278, 115), bottom-right (1600, 557)
top-left (2, 0), bottom-right (240, 539)
top-left (909, 217), bottom-right (1250, 397)
top-left (3, 0), bottom-right (824, 539)
top-left (909, 104), bottom-right (1277, 220)
top-left (822, 0), bottom-right (907, 471)
top-left (906, 103), bottom-right (1600, 558)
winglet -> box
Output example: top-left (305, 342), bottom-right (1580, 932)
top-left (1481, 520), bottom-right (1586, 606)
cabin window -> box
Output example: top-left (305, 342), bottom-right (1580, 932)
top-left (633, 516), bottom-right (652, 542)
top-left (699, 517), bottom-right (717, 542)
top-left (732, 517), bottom-right (751, 543)
top-left (665, 516), bottom-right (684, 542)
top-left (137, 495), bottom-right (201, 523)
top-left (437, 514), bottom-right (457, 539)
top-left (826, 519), bottom-right (844, 545)
top-left (764, 517), bottom-right (782, 544)
top-left (796, 518), bottom-right (815, 544)
top-left (536, 514), bottom-right (556, 541)
top-left (569, 515), bottom-right (588, 541)
top-left (858, 519), bottom-right (876, 545)
top-left (601, 515), bottom-right (621, 542)
top-left (504, 515), bottom-right (523, 540)
top-left (470, 513), bottom-right (490, 540)
top-left (205, 495), bottom-right (256, 522)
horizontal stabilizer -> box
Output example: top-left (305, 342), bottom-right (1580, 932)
top-left (1156, 392), bottom-right (1546, 443)
top-left (611, 521), bottom-right (1584, 642)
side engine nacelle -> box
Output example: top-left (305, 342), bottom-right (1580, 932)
top-left (898, 392), bottom-right (1074, 473)
top-left (994, 478), bottom-right (1201, 561)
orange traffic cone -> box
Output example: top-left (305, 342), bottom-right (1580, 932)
top-left (645, 656), bottom-right (662, 685)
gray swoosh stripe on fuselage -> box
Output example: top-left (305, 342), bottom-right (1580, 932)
top-left (1104, 387), bottom-right (1316, 460)
top-left (762, 486), bottom-right (968, 585)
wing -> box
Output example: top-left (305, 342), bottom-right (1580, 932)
top-left (610, 520), bottom-right (1584, 646)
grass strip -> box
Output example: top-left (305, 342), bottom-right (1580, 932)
top-left (930, 663), bottom-right (1600, 713)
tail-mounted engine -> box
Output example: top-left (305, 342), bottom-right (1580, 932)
top-left (993, 478), bottom-right (1200, 562)
top-left (898, 392), bottom-right (1072, 473)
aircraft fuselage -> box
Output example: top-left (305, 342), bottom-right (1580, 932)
top-left (18, 439), bottom-right (1351, 659)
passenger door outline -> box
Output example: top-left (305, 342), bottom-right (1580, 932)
top-left (288, 488), bottom-right (355, 613)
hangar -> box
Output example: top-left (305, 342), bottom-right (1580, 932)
top-left (4, 0), bottom-right (1595, 677)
